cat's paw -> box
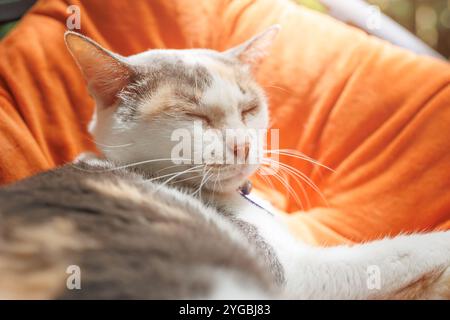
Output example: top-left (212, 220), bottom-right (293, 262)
top-left (418, 231), bottom-right (450, 299)
top-left (418, 266), bottom-right (450, 299)
top-left (390, 231), bottom-right (450, 299)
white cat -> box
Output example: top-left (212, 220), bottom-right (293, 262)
top-left (63, 26), bottom-right (450, 299)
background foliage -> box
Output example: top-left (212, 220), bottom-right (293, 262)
top-left (0, 21), bottom-right (17, 38)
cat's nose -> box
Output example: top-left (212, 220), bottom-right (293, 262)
top-left (233, 142), bottom-right (250, 163)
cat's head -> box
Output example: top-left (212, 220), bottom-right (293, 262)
top-left (65, 26), bottom-right (279, 193)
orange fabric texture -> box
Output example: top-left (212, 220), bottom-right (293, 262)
top-left (0, 0), bottom-right (449, 246)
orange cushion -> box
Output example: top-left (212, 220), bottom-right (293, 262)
top-left (1, 0), bottom-right (449, 246)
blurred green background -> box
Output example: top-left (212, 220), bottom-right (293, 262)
top-left (298, 0), bottom-right (450, 59)
top-left (0, 21), bottom-right (16, 38)
top-left (368, 0), bottom-right (450, 58)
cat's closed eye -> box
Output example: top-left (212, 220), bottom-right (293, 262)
top-left (241, 104), bottom-right (259, 119)
top-left (185, 112), bottom-right (211, 125)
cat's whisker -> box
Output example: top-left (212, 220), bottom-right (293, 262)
top-left (111, 158), bottom-right (192, 172)
top-left (259, 165), bottom-right (304, 208)
top-left (255, 167), bottom-right (278, 199)
top-left (211, 167), bottom-right (221, 198)
top-left (264, 149), bottom-right (334, 172)
top-left (259, 165), bottom-right (311, 210)
top-left (146, 167), bottom-right (205, 183)
top-left (83, 135), bottom-right (135, 149)
top-left (94, 141), bottom-right (135, 148)
top-left (71, 158), bottom-right (192, 173)
top-left (258, 164), bottom-right (310, 210)
top-left (154, 163), bottom-right (186, 175)
top-left (217, 167), bottom-right (223, 194)
top-left (255, 169), bottom-right (306, 210)
top-left (193, 167), bottom-right (213, 198)
top-left (266, 160), bottom-right (312, 209)
top-left (276, 166), bottom-right (305, 209)
top-left (155, 165), bottom-right (206, 192)
top-left (256, 166), bottom-right (277, 191)
top-left (202, 170), bottom-right (215, 197)
top-left (262, 159), bottom-right (319, 195)
top-left (171, 174), bottom-right (204, 185)
top-left (200, 165), bottom-right (208, 184)
top-left (262, 84), bottom-right (292, 94)
top-left (193, 166), bottom-right (208, 197)
top-left (262, 158), bottom-right (328, 206)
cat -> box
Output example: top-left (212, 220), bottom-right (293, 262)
top-left (0, 26), bottom-right (449, 299)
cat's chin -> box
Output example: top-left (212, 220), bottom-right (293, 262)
top-left (203, 180), bottom-right (245, 194)
top-left (210, 178), bottom-right (246, 193)
top-left (202, 165), bottom-right (257, 194)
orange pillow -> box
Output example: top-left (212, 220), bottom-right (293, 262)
top-left (0, 0), bottom-right (449, 246)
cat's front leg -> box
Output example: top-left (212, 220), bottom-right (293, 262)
top-left (234, 200), bottom-right (450, 298)
top-left (217, 193), bottom-right (450, 299)
top-left (281, 231), bottom-right (450, 299)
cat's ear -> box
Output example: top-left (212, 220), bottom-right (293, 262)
top-left (64, 31), bottom-right (134, 108)
top-left (225, 25), bottom-right (280, 68)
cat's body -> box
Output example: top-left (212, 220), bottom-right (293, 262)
top-left (1, 157), bottom-right (449, 299)
top-left (0, 26), bottom-right (449, 299)
top-left (0, 159), bottom-right (276, 299)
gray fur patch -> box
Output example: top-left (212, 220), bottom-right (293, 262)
top-left (0, 160), bottom-right (276, 299)
top-left (116, 57), bottom-right (213, 121)
top-left (218, 207), bottom-right (286, 286)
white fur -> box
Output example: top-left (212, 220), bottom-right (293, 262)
top-left (221, 192), bottom-right (450, 299)
top-left (201, 269), bottom-right (272, 299)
